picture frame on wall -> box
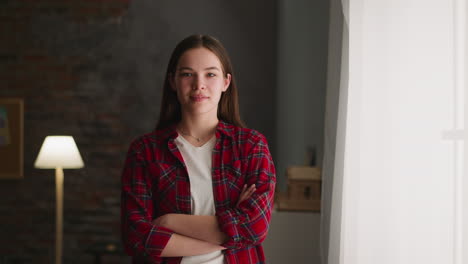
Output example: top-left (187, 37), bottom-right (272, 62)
top-left (0, 98), bottom-right (24, 179)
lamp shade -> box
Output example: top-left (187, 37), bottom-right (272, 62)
top-left (34, 136), bottom-right (84, 169)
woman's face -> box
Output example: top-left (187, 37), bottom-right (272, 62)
top-left (171, 47), bottom-right (231, 117)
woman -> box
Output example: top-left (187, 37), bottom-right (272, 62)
top-left (121, 34), bottom-right (276, 264)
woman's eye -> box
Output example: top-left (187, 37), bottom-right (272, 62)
top-left (180, 72), bottom-right (192, 77)
top-left (207, 73), bottom-right (216, 77)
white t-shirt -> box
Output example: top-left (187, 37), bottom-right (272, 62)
top-left (174, 134), bottom-right (224, 264)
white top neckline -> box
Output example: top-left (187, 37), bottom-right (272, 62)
top-left (176, 134), bottom-right (216, 149)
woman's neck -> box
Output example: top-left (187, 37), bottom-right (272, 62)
top-left (177, 115), bottom-right (219, 140)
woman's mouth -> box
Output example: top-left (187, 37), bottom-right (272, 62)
top-left (190, 95), bottom-right (209, 102)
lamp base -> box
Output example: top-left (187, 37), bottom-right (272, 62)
top-left (55, 167), bottom-right (63, 264)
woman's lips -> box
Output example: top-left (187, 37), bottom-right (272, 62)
top-left (190, 95), bottom-right (209, 102)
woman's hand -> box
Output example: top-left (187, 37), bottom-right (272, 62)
top-left (236, 184), bottom-right (256, 207)
top-left (152, 214), bottom-right (171, 227)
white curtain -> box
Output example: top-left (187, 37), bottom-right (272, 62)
top-left (321, 0), bottom-right (348, 263)
top-left (323, 0), bottom-right (467, 263)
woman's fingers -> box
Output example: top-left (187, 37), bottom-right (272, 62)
top-left (238, 185), bottom-right (247, 200)
top-left (240, 184), bottom-right (254, 199)
top-left (237, 184), bottom-right (256, 206)
top-left (248, 184), bottom-right (256, 194)
top-left (241, 184), bottom-right (247, 192)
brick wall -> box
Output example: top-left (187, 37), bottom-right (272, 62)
top-left (0, 1), bottom-right (133, 263)
top-left (0, 0), bottom-right (277, 263)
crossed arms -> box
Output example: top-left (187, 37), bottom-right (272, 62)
top-left (153, 184), bottom-right (255, 257)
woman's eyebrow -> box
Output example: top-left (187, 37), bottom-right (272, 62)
top-left (204, 66), bottom-right (221, 71)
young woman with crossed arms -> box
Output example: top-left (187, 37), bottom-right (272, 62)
top-left (121, 34), bottom-right (276, 264)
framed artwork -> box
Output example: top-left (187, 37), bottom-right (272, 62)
top-left (0, 98), bottom-right (24, 179)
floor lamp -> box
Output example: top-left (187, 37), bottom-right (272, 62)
top-left (34, 136), bottom-right (84, 264)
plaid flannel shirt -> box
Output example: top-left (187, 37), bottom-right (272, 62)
top-left (121, 121), bottom-right (276, 264)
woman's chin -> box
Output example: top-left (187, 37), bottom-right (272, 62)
top-left (183, 106), bottom-right (217, 116)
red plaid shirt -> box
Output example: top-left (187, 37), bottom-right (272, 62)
top-left (121, 121), bottom-right (276, 264)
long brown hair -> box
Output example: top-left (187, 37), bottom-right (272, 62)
top-left (155, 34), bottom-right (245, 130)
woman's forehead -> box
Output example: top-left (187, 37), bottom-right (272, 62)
top-left (177, 47), bottom-right (223, 70)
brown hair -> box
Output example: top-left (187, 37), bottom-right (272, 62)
top-left (155, 34), bottom-right (245, 130)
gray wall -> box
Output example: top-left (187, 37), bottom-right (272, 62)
top-left (267, 0), bottom-right (330, 264)
top-left (263, 211), bottom-right (322, 264)
top-left (276, 0), bottom-right (330, 191)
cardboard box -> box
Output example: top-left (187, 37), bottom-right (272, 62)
top-left (288, 180), bottom-right (321, 201)
top-left (275, 166), bottom-right (322, 212)
top-left (287, 166), bottom-right (321, 181)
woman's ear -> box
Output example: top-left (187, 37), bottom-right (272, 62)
top-left (223, 73), bottom-right (231, 92)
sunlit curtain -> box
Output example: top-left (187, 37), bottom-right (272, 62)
top-left (323, 0), bottom-right (467, 263)
top-left (321, 0), bottom-right (348, 263)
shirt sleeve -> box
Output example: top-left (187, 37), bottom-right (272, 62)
top-left (120, 138), bottom-right (174, 262)
top-left (216, 134), bottom-right (276, 249)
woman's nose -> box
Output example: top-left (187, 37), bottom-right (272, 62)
top-left (192, 76), bottom-right (206, 90)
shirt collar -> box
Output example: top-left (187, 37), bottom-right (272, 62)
top-left (156, 120), bottom-right (234, 140)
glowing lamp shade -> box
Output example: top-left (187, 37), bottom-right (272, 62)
top-left (34, 136), bottom-right (84, 169)
top-left (33, 135), bottom-right (84, 264)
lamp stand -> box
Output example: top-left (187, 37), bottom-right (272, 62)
top-left (55, 167), bottom-right (63, 264)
